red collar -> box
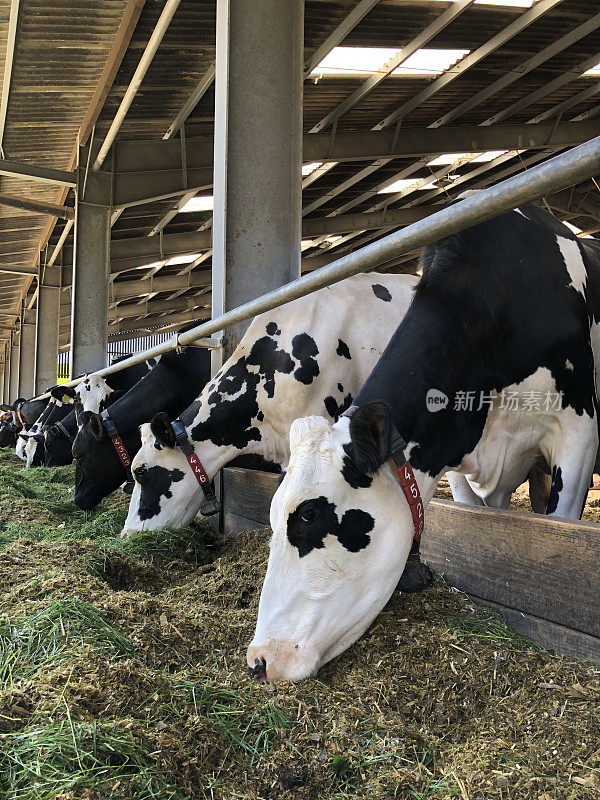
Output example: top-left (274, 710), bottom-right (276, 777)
top-left (101, 412), bottom-right (132, 469)
top-left (390, 434), bottom-right (424, 542)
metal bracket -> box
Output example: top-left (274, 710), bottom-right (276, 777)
top-left (186, 336), bottom-right (223, 350)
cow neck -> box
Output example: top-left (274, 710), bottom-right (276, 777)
top-left (105, 348), bottom-right (211, 441)
top-left (175, 395), bottom-right (243, 484)
top-left (354, 293), bottom-right (484, 490)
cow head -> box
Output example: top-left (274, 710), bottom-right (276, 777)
top-left (72, 411), bottom-right (124, 509)
top-left (75, 374), bottom-right (114, 412)
top-left (121, 416), bottom-right (196, 534)
top-left (44, 420), bottom-right (74, 466)
top-left (0, 422), bottom-right (17, 447)
top-left (24, 433), bottom-right (45, 467)
top-left (247, 403), bottom-right (417, 683)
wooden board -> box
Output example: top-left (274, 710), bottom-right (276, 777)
top-left (221, 468), bottom-right (600, 662)
top-left (423, 499), bottom-right (600, 638)
top-left (222, 467), bottom-right (278, 536)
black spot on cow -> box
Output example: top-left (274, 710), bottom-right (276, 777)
top-left (341, 443), bottom-right (372, 489)
top-left (287, 496), bottom-right (373, 557)
top-left (546, 465), bottom-right (563, 514)
top-left (336, 339), bottom-right (351, 359)
top-left (292, 333), bottom-right (319, 384)
top-left (324, 392), bottom-right (354, 422)
top-left (371, 284), bottom-right (392, 302)
top-left (153, 440), bottom-right (163, 451)
top-left (256, 410), bottom-right (264, 421)
top-left (338, 383), bottom-right (344, 392)
top-left (266, 322), bottom-right (281, 336)
top-left (84, 382), bottom-right (91, 391)
top-left (191, 335), bottom-right (294, 449)
top-left (336, 508), bottom-right (374, 552)
top-left (138, 466), bottom-right (185, 520)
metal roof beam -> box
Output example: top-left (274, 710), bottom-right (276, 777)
top-left (107, 309), bottom-right (206, 334)
top-left (110, 271), bottom-right (210, 301)
top-left (304, 121), bottom-right (600, 162)
top-left (0, 194), bottom-right (74, 220)
top-left (0, 263), bottom-right (38, 276)
top-left (0, 159), bottom-right (76, 187)
top-left (108, 294), bottom-right (208, 321)
top-left (163, 62), bottom-right (216, 140)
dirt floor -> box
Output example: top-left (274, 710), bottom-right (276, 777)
top-left (0, 454), bottom-right (598, 799)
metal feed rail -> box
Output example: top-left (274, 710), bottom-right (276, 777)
top-left (34, 136), bottom-right (600, 401)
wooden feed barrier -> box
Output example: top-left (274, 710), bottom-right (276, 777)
top-left (222, 467), bottom-right (600, 664)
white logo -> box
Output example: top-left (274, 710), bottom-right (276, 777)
top-left (426, 389), bottom-right (448, 412)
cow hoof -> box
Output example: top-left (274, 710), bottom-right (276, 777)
top-left (122, 481), bottom-right (134, 495)
top-left (397, 558), bottom-right (433, 593)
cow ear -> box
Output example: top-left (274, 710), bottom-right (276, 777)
top-left (88, 413), bottom-right (105, 442)
top-left (348, 401), bottom-right (393, 475)
top-left (109, 389), bottom-right (124, 402)
top-left (150, 412), bottom-right (176, 449)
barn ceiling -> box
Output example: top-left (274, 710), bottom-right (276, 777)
top-left (0, 0), bottom-right (599, 345)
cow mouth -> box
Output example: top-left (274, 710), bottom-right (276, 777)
top-left (248, 657), bottom-right (268, 683)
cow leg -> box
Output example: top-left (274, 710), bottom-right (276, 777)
top-left (546, 431), bottom-right (597, 519)
top-left (446, 471), bottom-right (485, 506)
top-left (528, 467), bottom-right (552, 514)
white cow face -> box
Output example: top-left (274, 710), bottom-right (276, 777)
top-left (76, 375), bottom-right (113, 413)
top-left (121, 422), bottom-right (193, 535)
top-left (247, 403), bottom-right (415, 683)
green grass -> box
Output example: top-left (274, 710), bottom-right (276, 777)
top-left (0, 718), bottom-right (185, 800)
top-left (448, 611), bottom-right (541, 648)
top-left (0, 598), bottom-right (136, 687)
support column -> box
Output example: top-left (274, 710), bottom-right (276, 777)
top-left (35, 264), bottom-right (61, 393)
top-left (9, 330), bottom-right (20, 402)
top-left (3, 341), bottom-right (11, 403)
top-left (212, 0), bottom-right (303, 361)
top-left (18, 309), bottom-right (36, 398)
top-left (70, 148), bottom-right (111, 376)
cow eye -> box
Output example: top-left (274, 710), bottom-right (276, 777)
top-left (300, 506), bottom-right (319, 524)
top-left (134, 466), bottom-right (148, 484)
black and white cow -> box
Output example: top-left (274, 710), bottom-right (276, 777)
top-left (72, 347), bottom-right (211, 509)
top-left (248, 205), bottom-right (600, 682)
top-left (120, 274), bottom-right (419, 534)
top-left (19, 391), bottom-right (77, 467)
top-left (42, 359), bottom-right (158, 467)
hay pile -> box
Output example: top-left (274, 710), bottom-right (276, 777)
top-left (0, 454), bottom-right (598, 799)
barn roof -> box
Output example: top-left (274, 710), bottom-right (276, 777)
top-left (1, 0), bottom-right (599, 343)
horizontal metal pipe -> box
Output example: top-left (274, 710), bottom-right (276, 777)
top-left (34, 137), bottom-right (600, 399)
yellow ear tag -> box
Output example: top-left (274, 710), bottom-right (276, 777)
top-left (62, 394), bottom-right (72, 405)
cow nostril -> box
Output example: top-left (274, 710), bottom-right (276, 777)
top-left (248, 657), bottom-right (268, 683)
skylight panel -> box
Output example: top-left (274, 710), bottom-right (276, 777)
top-left (427, 151), bottom-right (508, 165)
top-left (563, 221), bottom-right (594, 239)
top-left (166, 254), bottom-right (204, 266)
top-left (378, 178), bottom-right (437, 193)
top-left (311, 47), bottom-right (470, 78)
top-left (180, 196), bottom-right (214, 213)
top-left (427, 0), bottom-right (535, 5)
top-left (475, 0), bottom-right (534, 6)
top-left (584, 63), bottom-right (600, 77)
top-left (302, 162), bottom-right (323, 176)
top-left (392, 48), bottom-right (470, 76)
